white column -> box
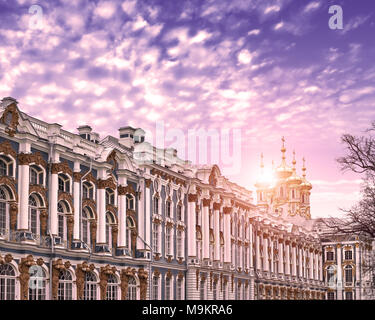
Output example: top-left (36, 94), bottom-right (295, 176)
top-left (18, 163), bottom-right (30, 230)
top-left (145, 179), bottom-right (151, 246)
top-left (50, 171), bottom-right (58, 236)
top-left (97, 187), bottom-right (106, 244)
top-left (202, 199), bottom-right (210, 260)
top-left (299, 247), bottom-right (303, 278)
top-left (319, 252), bottom-right (323, 282)
top-left (292, 245), bottom-right (297, 276)
top-left (187, 194), bottom-right (196, 257)
top-left (249, 223), bottom-right (254, 269)
top-left (270, 239), bottom-right (274, 273)
top-left (309, 250), bottom-right (314, 280)
top-left (315, 251), bottom-right (319, 280)
top-left (279, 241), bottom-right (284, 274)
top-left (136, 180), bottom-right (144, 249)
top-left (223, 208), bottom-right (231, 263)
top-left (285, 243), bottom-right (290, 275)
top-left (73, 162), bottom-right (80, 241)
top-left (337, 244), bottom-right (342, 299)
top-left (118, 188), bottom-right (126, 248)
top-left (256, 233), bottom-right (261, 270)
top-left (213, 204), bottom-right (220, 261)
top-left (264, 236), bottom-right (269, 272)
top-left (355, 243), bottom-right (360, 299)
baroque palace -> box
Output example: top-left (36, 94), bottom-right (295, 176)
top-left (0, 96), bottom-right (373, 300)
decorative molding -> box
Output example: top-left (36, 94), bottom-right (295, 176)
top-left (52, 259), bottom-right (71, 300)
top-left (0, 140), bottom-right (17, 158)
top-left (98, 177), bottom-right (116, 190)
top-left (75, 262), bottom-right (95, 300)
top-left (99, 265), bottom-right (117, 300)
top-left (0, 176), bottom-right (18, 201)
top-left (188, 193), bottom-right (197, 202)
top-left (138, 268), bottom-right (148, 300)
top-left (58, 192), bottom-right (74, 213)
top-left (82, 199), bottom-right (97, 219)
top-left (0, 103), bottom-right (19, 136)
top-left (29, 184), bottom-right (48, 207)
top-left (18, 255), bottom-right (35, 300)
top-left (51, 161), bottom-right (73, 176)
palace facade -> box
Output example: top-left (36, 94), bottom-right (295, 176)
top-left (0, 96), bottom-right (371, 300)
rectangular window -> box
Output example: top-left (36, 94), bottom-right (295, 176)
top-left (326, 251), bottom-right (334, 261)
top-left (344, 250), bottom-right (353, 260)
top-left (345, 291), bottom-right (353, 300)
top-left (176, 278), bottom-right (182, 300)
top-left (166, 202), bottom-right (171, 218)
top-left (177, 231), bottom-right (182, 258)
top-left (327, 292), bottom-right (335, 300)
top-left (165, 278), bottom-right (171, 300)
top-left (200, 280), bottom-right (205, 300)
top-left (166, 228), bottom-right (171, 255)
top-left (177, 205), bottom-right (182, 221)
top-left (154, 198), bottom-right (159, 215)
top-left (153, 224), bottom-right (159, 253)
top-left (0, 202), bottom-right (6, 231)
top-left (152, 277), bottom-right (159, 300)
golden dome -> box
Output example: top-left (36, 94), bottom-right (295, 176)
top-left (300, 157), bottom-right (312, 190)
top-left (286, 151), bottom-right (302, 185)
top-left (276, 137), bottom-right (293, 179)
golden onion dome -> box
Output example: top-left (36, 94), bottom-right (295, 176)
top-left (276, 137), bottom-right (293, 179)
top-left (286, 151), bottom-right (302, 185)
top-left (300, 157), bottom-right (312, 190)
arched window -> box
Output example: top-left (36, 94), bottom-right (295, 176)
top-left (106, 212), bottom-right (116, 249)
top-left (0, 264), bottom-right (16, 300)
top-left (30, 165), bottom-right (44, 185)
top-left (28, 195), bottom-right (39, 236)
top-left (105, 188), bottom-right (115, 206)
top-left (58, 270), bottom-right (73, 300)
top-left (82, 207), bottom-right (94, 247)
top-left (344, 265), bottom-right (353, 284)
top-left (58, 174), bottom-right (70, 193)
top-left (83, 272), bottom-right (97, 300)
top-left (57, 201), bottom-right (70, 242)
top-left (152, 275), bottom-right (159, 300)
top-left (126, 217), bottom-right (135, 249)
top-left (126, 194), bottom-right (135, 210)
top-left (326, 266), bottom-right (335, 285)
top-left (106, 274), bottom-right (118, 300)
top-left (126, 276), bottom-right (137, 300)
top-left (165, 277), bottom-right (171, 300)
top-left (28, 267), bottom-right (46, 300)
top-left (82, 182), bottom-right (94, 200)
top-left (0, 155), bottom-right (14, 177)
top-left (0, 187), bottom-right (9, 234)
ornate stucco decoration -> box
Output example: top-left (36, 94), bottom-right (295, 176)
top-left (138, 268), bottom-right (148, 300)
top-left (51, 161), bottom-right (73, 176)
top-left (120, 267), bottom-right (136, 300)
top-left (52, 259), bottom-right (71, 300)
top-left (18, 255), bottom-right (36, 300)
top-left (99, 265), bottom-right (117, 300)
top-left (0, 103), bottom-right (20, 137)
top-left (0, 140), bottom-right (17, 158)
top-left (75, 262), bottom-right (95, 300)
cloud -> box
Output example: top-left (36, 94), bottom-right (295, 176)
top-left (237, 49), bottom-right (253, 64)
top-left (303, 1), bottom-right (320, 13)
top-left (94, 1), bottom-right (117, 19)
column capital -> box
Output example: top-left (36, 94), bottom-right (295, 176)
top-left (188, 193), bottom-right (197, 202)
top-left (202, 198), bottom-right (211, 207)
top-left (223, 207), bottom-right (232, 214)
